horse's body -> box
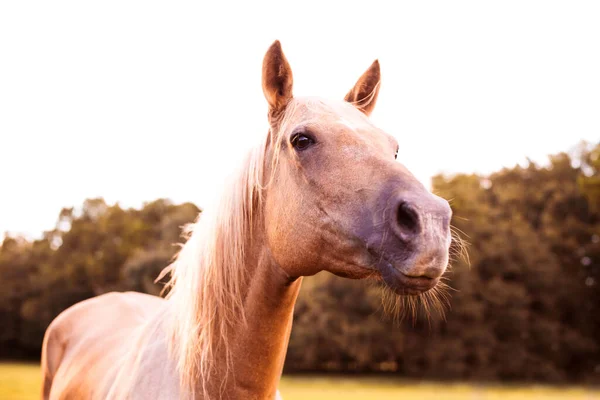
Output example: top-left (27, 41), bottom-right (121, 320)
top-left (41, 41), bottom-right (453, 399)
top-left (41, 293), bottom-right (174, 399)
top-left (42, 286), bottom-right (294, 400)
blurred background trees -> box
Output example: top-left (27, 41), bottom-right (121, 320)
top-left (1, 141), bottom-right (598, 384)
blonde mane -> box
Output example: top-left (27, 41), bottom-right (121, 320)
top-left (161, 100), bottom-right (302, 398)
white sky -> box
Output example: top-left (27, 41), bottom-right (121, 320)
top-left (1, 1), bottom-right (599, 239)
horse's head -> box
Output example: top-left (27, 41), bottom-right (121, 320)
top-left (261, 41), bottom-right (452, 296)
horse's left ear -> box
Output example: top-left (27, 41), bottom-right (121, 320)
top-left (262, 40), bottom-right (294, 121)
top-left (344, 60), bottom-right (381, 116)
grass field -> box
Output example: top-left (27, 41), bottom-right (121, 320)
top-left (1, 362), bottom-right (598, 400)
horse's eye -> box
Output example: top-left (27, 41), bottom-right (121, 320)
top-left (291, 133), bottom-right (315, 151)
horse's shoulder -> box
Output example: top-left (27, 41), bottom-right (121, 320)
top-left (49, 291), bottom-right (164, 338)
top-left (96, 290), bottom-right (165, 310)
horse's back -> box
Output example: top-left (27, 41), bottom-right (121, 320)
top-left (41, 291), bottom-right (165, 400)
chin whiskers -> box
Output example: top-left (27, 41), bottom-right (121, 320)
top-left (379, 276), bottom-right (453, 327)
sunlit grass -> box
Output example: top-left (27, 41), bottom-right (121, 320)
top-left (1, 363), bottom-right (598, 400)
top-left (279, 376), bottom-right (600, 400)
top-left (0, 363), bottom-right (41, 400)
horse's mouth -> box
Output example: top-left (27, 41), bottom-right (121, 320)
top-left (378, 261), bottom-right (439, 296)
top-left (368, 250), bottom-right (440, 296)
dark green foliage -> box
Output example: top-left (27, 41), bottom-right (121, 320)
top-left (0, 142), bottom-right (598, 384)
top-left (0, 199), bottom-right (200, 358)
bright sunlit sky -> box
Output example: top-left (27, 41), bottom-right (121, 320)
top-left (1, 1), bottom-right (599, 238)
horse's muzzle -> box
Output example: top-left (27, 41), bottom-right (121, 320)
top-left (368, 187), bottom-right (452, 295)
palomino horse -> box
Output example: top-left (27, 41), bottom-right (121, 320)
top-left (40, 41), bottom-right (452, 400)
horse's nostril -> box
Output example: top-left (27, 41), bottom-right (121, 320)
top-left (396, 201), bottom-right (421, 239)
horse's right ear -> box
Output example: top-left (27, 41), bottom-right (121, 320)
top-left (344, 60), bottom-right (381, 116)
top-left (262, 40), bottom-right (294, 121)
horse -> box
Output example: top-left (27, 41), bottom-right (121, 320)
top-left (40, 40), bottom-right (453, 400)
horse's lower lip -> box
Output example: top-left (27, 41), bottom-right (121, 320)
top-left (378, 261), bottom-right (439, 295)
top-left (396, 273), bottom-right (438, 294)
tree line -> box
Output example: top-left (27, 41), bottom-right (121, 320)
top-left (1, 141), bottom-right (598, 384)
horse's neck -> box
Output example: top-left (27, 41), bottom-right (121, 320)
top-left (225, 246), bottom-right (302, 399)
top-left (184, 239), bottom-right (301, 400)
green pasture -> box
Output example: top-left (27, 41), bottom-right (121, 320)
top-left (1, 362), bottom-right (598, 400)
